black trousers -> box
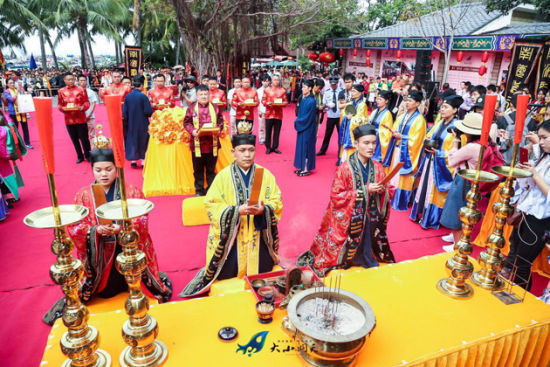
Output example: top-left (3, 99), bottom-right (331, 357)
top-left (318, 117), bottom-right (341, 154)
top-left (66, 123), bottom-right (91, 160)
top-left (506, 213), bottom-right (550, 290)
top-left (192, 152), bottom-right (217, 195)
top-left (265, 118), bottom-right (282, 150)
top-left (10, 114), bottom-right (30, 145)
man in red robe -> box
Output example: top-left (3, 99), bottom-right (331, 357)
top-left (262, 73), bottom-right (288, 154)
top-left (58, 73), bottom-right (91, 163)
top-left (231, 76), bottom-right (259, 134)
top-left (99, 70), bottom-right (131, 100)
top-left (297, 124), bottom-right (396, 275)
top-left (42, 148), bottom-right (172, 325)
top-left (208, 76), bottom-right (227, 110)
top-left (147, 73), bottom-right (176, 111)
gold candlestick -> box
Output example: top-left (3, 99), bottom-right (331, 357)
top-left (24, 174), bottom-right (111, 367)
top-left (438, 145), bottom-right (499, 298)
top-left (96, 169), bottom-right (167, 367)
top-left (471, 144), bottom-right (532, 290)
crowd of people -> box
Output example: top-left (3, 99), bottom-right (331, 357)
top-left (1, 63), bottom-right (549, 308)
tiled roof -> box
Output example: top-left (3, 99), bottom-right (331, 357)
top-left (356, 2), bottom-right (501, 38)
top-left (481, 22), bottom-right (550, 35)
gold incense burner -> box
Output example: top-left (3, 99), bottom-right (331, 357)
top-left (24, 175), bottom-right (111, 367)
top-left (282, 287), bottom-right (375, 366)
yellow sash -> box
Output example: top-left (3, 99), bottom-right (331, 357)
top-left (192, 102), bottom-right (218, 158)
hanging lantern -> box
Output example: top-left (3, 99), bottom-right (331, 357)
top-left (308, 52), bottom-right (319, 61)
top-left (319, 52), bottom-right (335, 64)
top-left (366, 49), bottom-right (371, 58)
top-left (481, 51), bottom-right (489, 63)
top-left (478, 64), bottom-right (487, 76)
top-left (456, 51), bottom-right (464, 64)
top-left (339, 48), bottom-right (344, 57)
top-left (353, 49), bottom-right (358, 58)
top-left (365, 58), bottom-right (371, 67)
top-left (396, 50), bottom-right (402, 60)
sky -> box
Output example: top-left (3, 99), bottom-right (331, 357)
top-left (15, 31), bottom-right (134, 58)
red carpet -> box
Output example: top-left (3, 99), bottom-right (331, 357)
top-left (0, 103), bottom-right (546, 365)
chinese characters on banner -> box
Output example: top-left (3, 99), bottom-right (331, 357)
top-left (505, 41), bottom-right (543, 100)
top-left (125, 46), bottom-right (143, 78)
top-left (536, 41), bottom-right (550, 92)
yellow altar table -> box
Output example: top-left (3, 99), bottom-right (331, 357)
top-left (41, 254), bottom-right (550, 366)
top-left (142, 133), bottom-right (234, 197)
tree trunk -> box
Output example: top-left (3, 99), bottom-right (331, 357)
top-left (115, 41), bottom-right (120, 64)
top-left (38, 27), bottom-right (48, 70)
top-left (441, 35), bottom-right (455, 85)
top-left (45, 34), bottom-right (59, 69)
top-left (119, 43), bottom-right (124, 63)
top-left (175, 36), bottom-right (181, 65)
top-left (133, 0), bottom-right (142, 46)
top-left (76, 26), bottom-right (88, 69)
top-left (87, 35), bottom-right (96, 70)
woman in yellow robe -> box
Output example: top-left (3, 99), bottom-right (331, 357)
top-left (179, 134), bottom-right (283, 297)
top-left (410, 95), bottom-right (463, 229)
top-left (339, 84), bottom-right (369, 164)
top-left (371, 90), bottom-right (394, 171)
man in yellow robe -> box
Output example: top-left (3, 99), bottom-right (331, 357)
top-left (179, 134), bottom-right (283, 297)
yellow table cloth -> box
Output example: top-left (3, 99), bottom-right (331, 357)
top-left (142, 134), bottom-right (234, 197)
top-left (473, 182), bottom-right (550, 278)
top-left (41, 254), bottom-right (550, 366)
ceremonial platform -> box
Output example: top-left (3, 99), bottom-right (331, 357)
top-left (41, 253), bottom-right (550, 366)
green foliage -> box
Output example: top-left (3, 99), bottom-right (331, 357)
top-left (483, 0), bottom-right (549, 21)
top-left (364, 0), bottom-right (430, 31)
top-left (297, 55), bottom-right (313, 69)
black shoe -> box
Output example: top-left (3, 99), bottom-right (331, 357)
top-left (316, 151), bottom-right (326, 156)
top-left (273, 149), bottom-right (281, 154)
top-left (298, 171), bottom-right (311, 177)
top-left (76, 158), bottom-right (84, 164)
top-left (25, 144), bottom-right (34, 150)
top-left (266, 149), bottom-right (272, 154)
top-left (294, 170), bottom-right (301, 174)
top-left (131, 162), bottom-right (138, 168)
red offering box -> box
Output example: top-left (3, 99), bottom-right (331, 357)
top-left (244, 266), bottom-right (322, 307)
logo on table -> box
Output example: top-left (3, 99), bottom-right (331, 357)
top-left (236, 331), bottom-right (269, 357)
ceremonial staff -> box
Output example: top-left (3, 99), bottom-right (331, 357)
top-left (438, 95), bottom-right (500, 298)
top-left (24, 97), bottom-right (111, 366)
top-left (96, 95), bottom-right (168, 367)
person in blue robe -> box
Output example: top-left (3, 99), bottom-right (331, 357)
top-left (294, 79), bottom-right (317, 176)
top-left (122, 75), bottom-right (153, 167)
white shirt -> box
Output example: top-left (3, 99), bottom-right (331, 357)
top-left (85, 88), bottom-right (98, 119)
top-left (512, 144), bottom-right (550, 219)
top-left (257, 87), bottom-right (266, 114)
top-left (323, 87), bottom-right (341, 119)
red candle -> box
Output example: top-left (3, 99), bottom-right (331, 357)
top-left (480, 94), bottom-right (497, 146)
top-left (33, 97), bottom-right (55, 174)
top-left (514, 95), bottom-right (529, 144)
top-left (104, 94), bottom-right (125, 168)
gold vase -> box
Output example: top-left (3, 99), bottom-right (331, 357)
top-left (471, 152), bottom-right (532, 290)
top-left (96, 168), bottom-right (167, 367)
top-left (24, 174), bottom-right (110, 367)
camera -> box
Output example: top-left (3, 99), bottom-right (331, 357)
top-left (423, 138), bottom-right (440, 150)
top-left (447, 127), bottom-right (462, 136)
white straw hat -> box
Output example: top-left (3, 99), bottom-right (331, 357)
top-left (454, 113), bottom-right (482, 135)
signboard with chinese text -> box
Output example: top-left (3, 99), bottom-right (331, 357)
top-left (505, 41), bottom-right (543, 98)
top-left (124, 46), bottom-right (142, 77)
top-left (535, 41), bottom-right (550, 91)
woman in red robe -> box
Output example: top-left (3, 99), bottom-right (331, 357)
top-left (298, 125), bottom-right (396, 275)
top-left (43, 148), bottom-right (172, 325)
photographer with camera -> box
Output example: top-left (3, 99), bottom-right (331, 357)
top-left (499, 120), bottom-right (550, 290)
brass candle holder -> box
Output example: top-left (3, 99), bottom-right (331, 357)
top-left (96, 168), bottom-right (167, 367)
top-left (24, 174), bottom-right (111, 367)
top-left (438, 145), bottom-right (499, 298)
top-left (471, 144), bottom-right (532, 290)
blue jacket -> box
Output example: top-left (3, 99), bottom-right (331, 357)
top-left (3, 89), bottom-right (18, 115)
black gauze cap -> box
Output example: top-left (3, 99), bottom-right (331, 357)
top-left (353, 124), bottom-right (377, 139)
top-left (90, 149), bottom-right (115, 165)
top-left (352, 84), bottom-right (365, 93)
top-left (231, 134), bottom-right (256, 147)
top-left (442, 95), bottom-right (464, 109)
top-left (407, 90), bottom-right (423, 102)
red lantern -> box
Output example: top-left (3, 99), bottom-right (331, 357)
top-left (478, 64), bottom-right (487, 76)
top-left (308, 52), bottom-right (319, 61)
top-left (339, 48), bottom-right (344, 57)
top-left (456, 51), bottom-right (464, 64)
top-left (353, 49), bottom-right (358, 58)
top-left (366, 49), bottom-right (371, 57)
top-left (319, 52), bottom-right (336, 64)
top-left (396, 50), bottom-right (402, 60)
top-left (481, 51), bottom-right (489, 63)
top-left (365, 58), bottom-right (371, 67)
